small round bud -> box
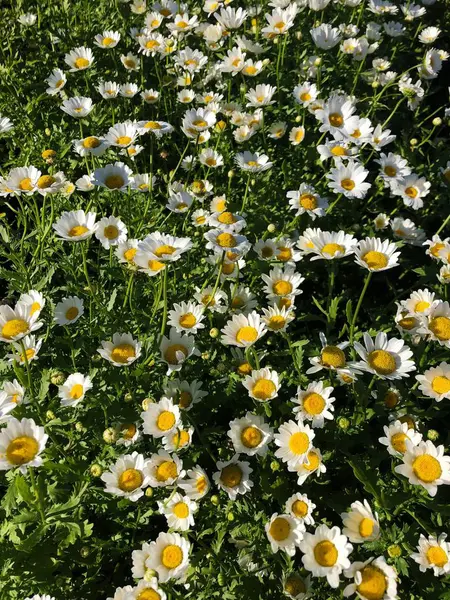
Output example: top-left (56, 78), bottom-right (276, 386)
top-left (337, 416), bottom-right (350, 430)
top-left (144, 568), bottom-right (158, 582)
top-left (50, 370), bottom-right (65, 385)
top-left (295, 115), bottom-right (302, 123)
top-left (44, 128), bottom-right (51, 136)
top-left (387, 544), bottom-right (402, 558)
top-left (216, 362), bottom-right (227, 373)
top-left (250, 178), bottom-right (256, 186)
top-left (142, 397), bottom-right (154, 411)
top-left (145, 487), bottom-right (154, 497)
top-left (124, 392), bottom-right (133, 403)
top-left (80, 547), bottom-right (90, 558)
top-left (267, 223), bottom-right (276, 233)
top-left (103, 427), bottom-right (117, 444)
top-left (432, 117), bottom-right (442, 127)
top-left (427, 429), bottom-right (439, 441)
top-left (75, 422), bottom-right (84, 432)
top-left (410, 138), bottom-right (418, 146)
top-left (273, 36), bottom-right (279, 45)
top-left (160, 150), bottom-right (168, 160)
top-left (210, 327), bottom-right (219, 339)
top-left (90, 464), bottom-right (102, 477)
top-left (371, 81), bottom-right (379, 89)
top-left (210, 495), bottom-right (220, 506)
top-left (45, 410), bottom-right (55, 421)
top-left (92, 354), bottom-right (102, 363)
top-left (314, 57), bottom-right (322, 67)
top-left (228, 170), bottom-right (235, 179)
top-left (227, 512), bottom-right (235, 522)
top-left (295, 31), bottom-right (302, 40)
top-left (201, 351), bottom-right (210, 360)
top-left (262, 58), bottom-right (271, 67)
top-left (251, 18), bottom-right (257, 27)
top-left (270, 460), bottom-right (280, 471)
top-left (384, 390), bottom-right (400, 408)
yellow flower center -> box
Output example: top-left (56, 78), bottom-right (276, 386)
top-left (300, 193), bottom-right (317, 209)
top-left (75, 57), bottom-right (90, 68)
top-left (341, 178), bottom-right (355, 191)
top-left (314, 540), bottom-right (338, 567)
top-left (116, 135), bottom-right (132, 146)
top-left (147, 260), bottom-right (165, 273)
top-left (121, 424), bottom-right (137, 440)
top-left (137, 589), bottom-right (160, 600)
top-left (368, 349), bottom-right (396, 375)
top-left (118, 468), bottom-right (143, 492)
top-left (398, 316), bottom-right (417, 330)
top-left (303, 392), bottom-right (325, 415)
top-left (2, 319), bottom-right (29, 339)
top-left (432, 376), bottom-right (450, 395)
top-left (237, 361), bottom-right (252, 376)
top-left (273, 280), bottom-right (292, 296)
top-left (384, 390), bottom-right (399, 408)
top-left (65, 306), bottom-right (79, 320)
top-left (429, 316), bottom-right (450, 341)
top-left (231, 295), bottom-right (244, 308)
top-left (161, 544), bottom-right (183, 569)
top-left (83, 136), bottom-right (101, 149)
top-left (289, 432), bottom-right (310, 455)
top-left (414, 300), bottom-right (430, 313)
top-left (321, 345), bottom-right (346, 368)
top-left (362, 250), bottom-right (388, 270)
top-left (304, 451), bottom-right (320, 471)
top-left (220, 464), bottom-right (242, 488)
top-left (426, 546), bottom-right (448, 568)
top-left (269, 517), bottom-right (290, 542)
top-left (105, 175), bottom-right (125, 190)
top-left (19, 177), bottom-right (33, 191)
top-left (322, 243), bottom-right (345, 257)
top-left (300, 92), bottom-right (311, 102)
top-left (146, 40), bottom-right (159, 49)
top-left (292, 499), bottom-right (308, 518)
top-left (430, 242), bottom-right (444, 257)
top-left (20, 348), bottom-right (35, 362)
top-left (351, 129), bottom-right (361, 138)
top-left (244, 65), bottom-right (257, 75)
top-left (157, 410), bottom-right (176, 431)
top-left (193, 119), bottom-right (208, 128)
top-left (252, 378), bottom-right (277, 401)
top-left (268, 315), bottom-right (286, 331)
top-left (154, 245), bottom-right (176, 257)
top-left (277, 247), bottom-right (292, 262)
top-left (391, 432), bottom-right (408, 453)
top-left (240, 426), bottom-right (262, 448)
top-left (124, 248), bottom-right (137, 263)
top-left (102, 36), bottom-right (115, 46)
top-left (173, 501), bottom-right (189, 518)
top-left (103, 225), bottom-right (119, 240)
top-left (413, 454), bottom-right (442, 483)
top-left (111, 343), bottom-right (136, 364)
top-left (359, 518), bottom-right (375, 538)
top-left (164, 344), bottom-right (187, 365)
top-left (384, 166), bottom-right (397, 177)
top-left (156, 460), bottom-right (177, 482)
top-left (6, 436), bottom-right (39, 465)
top-left (172, 429), bottom-right (190, 447)
top-left (405, 186), bottom-right (418, 198)
top-left (179, 313), bottom-right (197, 329)
top-left (178, 391), bottom-right (192, 409)
top-left (68, 225), bottom-right (89, 237)
top-left (329, 113), bottom-right (343, 127)
top-left (284, 575), bottom-right (306, 596)
top-left (217, 212), bottom-right (236, 225)
top-left (216, 232), bottom-right (236, 248)
top-left (356, 566), bottom-right (387, 600)
top-left (55, 79), bottom-right (64, 88)
top-left (196, 215), bottom-right (206, 225)
top-left (177, 20), bottom-right (188, 28)
top-left (70, 384), bottom-right (84, 399)
top-left (37, 175), bottom-right (56, 189)
top-left (331, 146), bottom-right (347, 156)
top-left (236, 326), bottom-right (258, 344)
top-left (196, 475), bottom-right (207, 494)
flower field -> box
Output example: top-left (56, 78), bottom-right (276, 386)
top-left (1, 0), bottom-right (450, 598)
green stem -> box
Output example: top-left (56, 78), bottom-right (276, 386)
top-left (29, 468), bottom-right (46, 525)
top-left (349, 271), bottom-right (372, 343)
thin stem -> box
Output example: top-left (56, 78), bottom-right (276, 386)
top-left (29, 468), bottom-right (46, 525)
top-left (349, 271), bottom-right (372, 342)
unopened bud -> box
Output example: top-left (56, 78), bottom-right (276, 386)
top-left (432, 117), bottom-right (442, 127)
top-left (90, 464), bottom-right (102, 477)
top-left (46, 410), bottom-right (55, 421)
top-left (210, 327), bottom-right (219, 338)
top-left (103, 427), bottom-right (117, 444)
top-left (124, 392), bottom-right (133, 403)
top-left (267, 223), bottom-right (276, 233)
top-left (210, 495), bottom-right (220, 506)
top-left (410, 138), bottom-right (418, 146)
top-left (337, 416), bottom-right (350, 430)
top-left (388, 544), bottom-right (402, 558)
top-left (50, 370), bottom-right (65, 385)
top-left (427, 429), bottom-right (439, 441)
top-left (145, 487), bottom-right (154, 497)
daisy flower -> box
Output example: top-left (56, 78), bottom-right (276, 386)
top-left (416, 362), bottom-right (450, 401)
top-left (129, 581), bottom-right (166, 600)
top-left (327, 160), bottom-right (371, 199)
top-left (285, 493), bottom-right (316, 525)
top-left (283, 573), bottom-right (312, 599)
top-left (343, 556), bottom-right (397, 599)
top-left (261, 304), bottom-right (295, 333)
top-left (167, 301), bottom-right (205, 334)
top-left (300, 524), bottom-right (353, 588)
top-left (97, 333), bottom-right (142, 367)
top-left (292, 381), bottom-right (335, 428)
top-left (146, 450), bottom-right (184, 488)
top-left (194, 286), bottom-right (228, 313)
top-left (295, 447), bottom-right (327, 485)
top-left (7, 335), bottom-right (42, 365)
top-left (354, 332), bottom-right (415, 380)
top-left (274, 420), bottom-right (315, 468)
top-left (392, 174), bottom-right (431, 210)
top-left (53, 210), bottom-right (97, 241)
top-left (265, 514), bottom-right (304, 556)
top-left (379, 419), bottom-right (422, 457)
top-left (417, 301), bottom-right (450, 347)
top-left (262, 266), bottom-right (304, 302)
top-left (411, 534), bottom-right (450, 576)
top-left (158, 492), bottom-right (197, 531)
top-left (235, 151), bottom-right (273, 173)
top-left (60, 96), bottom-right (94, 118)
top-left (101, 452), bottom-right (150, 501)
top-left (395, 440), bottom-right (450, 497)
top-left (160, 329), bottom-right (198, 373)
top-left (162, 427), bottom-right (193, 453)
top-left (0, 418), bottom-right (47, 473)
top-left (58, 373), bottom-right (93, 408)
top-left (163, 378), bottom-right (207, 411)
top-left (221, 311), bottom-right (267, 347)
top-left (309, 230), bottom-right (357, 261)
top-left (341, 500), bottom-right (380, 543)
top-left (227, 412), bottom-right (273, 456)
top-left (354, 237), bottom-right (401, 272)
top-left (144, 532), bottom-right (190, 583)
top-left (54, 296), bottom-right (84, 325)
top-left (0, 303), bottom-right (42, 343)
top-left (286, 184), bottom-right (328, 219)
top-left (95, 216), bottom-right (128, 249)
top-left (178, 465), bottom-right (210, 500)
top-left (213, 455), bottom-right (253, 500)
top-left (94, 162), bottom-right (133, 191)
top-left (141, 397), bottom-right (181, 438)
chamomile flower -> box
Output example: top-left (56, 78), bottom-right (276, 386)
top-left (158, 492), bottom-right (197, 531)
top-left (341, 500), bottom-right (380, 543)
top-left (167, 302), bottom-right (205, 334)
top-left (235, 151), bottom-right (273, 173)
top-left (261, 304), bottom-right (295, 333)
top-left (94, 162), bottom-right (133, 191)
top-left (7, 335), bottom-right (42, 365)
top-left (2, 380), bottom-right (25, 407)
top-left (262, 266), bottom-right (304, 302)
top-left (64, 46), bottom-right (94, 71)
top-left (242, 368), bottom-right (280, 402)
top-left (94, 30), bottom-right (121, 49)
top-left (95, 216), bottom-right (128, 249)
top-left (416, 362), bottom-right (450, 401)
top-left (417, 301), bottom-right (450, 347)
top-left (162, 427), bottom-right (193, 453)
top-left (274, 420), bottom-right (315, 468)
top-left (309, 230), bottom-right (357, 261)
top-left (163, 378), bottom-right (207, 411)
top-left (54, 296), bottom-right (84, 325)
top-left (354, 237), bottom-right (401, 271)
top-left (343, 556), bottom-right (397, 599)
top-left (392, 174), bottom-right (431, 209)
top-left (45, 68), bottom-right (67, 95)
top-left (285, 493), bottom-right (316, 525)
top-left (115, 239), bottom-right (139, 267)
top-left (418, 26), bottom-right (440, 44)
top-left (354, 332), bottom-right (415, 380)
top-left (0, 303), bottom-right (42, 343)
top-left (228, 412), bottom-right (273, 456)
top-left (18, 290), bottom-right (45, 319)
top-left (295, 447), bottom-right (327, 484)
top-left (6, 166), bottom-right (40, 195)
top-left (53, 210), bottom-right (97, 241)
top-left (105, 122), bottom-right (139, 148)
top-left (213, 455), bottom-right (253, 500)
top-left (98, 81), bottom-right (120, 99)
top-left (316, 94), bottom-right (358, 136)
top-left (74, 136), bottom-right (109, 157)
top-left (147, 450), bottom-right (184, 488)
top-left (411, 534), bottom-right (450, 576)
top-left (292, 381), bottom-right (335, 428)
top-left (221, 311), bottom-right (267, 347)
top-left (179, 465), bottom-right (210, 499)
top-left (160, 329), bottom-right (198, 373)
top-left (101, 452), bottom-right (150, 501)
top-left (0, 417), bottom-right (47, 473)
top-left (141, 397), bottom-right (181, 439)
top-left (116, 423), bottom-right (140, 447)
top-left (97, 333), bottom-right (142, 367)
top-left (266, 514), bottom-right (304, 556)
top-left (327, 160), bottom-right (371, 199)
top-left (300, 524), bottom-right (353, 588)
top-left (129, 581), bottom-right (166, 600)
top-left (379, 419), bottom-right (422, 457)
top-left (194, 285), bottom-right (228, 313)
top-left (145, 532), bottom-right (190, 583)
top-left (287, 184), bottom-right (328, 219)
top-left (58, 373), bottom-right (93, 408)
top-left (283, 572), bottom-right (312, 599)
top-left (395, 440), bottom-right (450, 497)
top-left (61, 96), bottom-right (94, 118)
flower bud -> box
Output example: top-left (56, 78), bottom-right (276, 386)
top-left (142, 397), bottom-right (154, 411)
top-left (90, 464), bottom-right (102, 477)
top-left (337, 416), bottom-right (350, 430)
top-left (201, 351), bottom-right (210, 360)
top-left (46, 410), bottom-right (55, 421)
top-left (75, 422), bottom-right (84, 432)
top-left (144, 568), bottom-right (158, 582)
top-left (228, 170), bottom-right (235, 179)
top-left (124, 392), bottom-right (133, 403)
top-left (145, 487), bottom-right (154, 497)
top-left (427, 429), bottom-right (439, 441)
top-left (210, 495), bottom-right (220, 506)
top-left (410, 138), bottom-right (418, 146)
top-left (80, 547), bottom-right (90, 558)
top-left (270, 460), bottom-right (280, 471)
top-left (227, 512), bottom-right (235, 521)
top-left (267, 223), bottom-right (276, 233)
top-left (103, 427), bottom-right (117, 444)
top-left (50, 370), bottom-right (65, 385)
top-left (209, 327), bottom-right (219, 338)
top-left (387, 544), bottom-right (402, 558)
top-left (432, 117), bottom-right (442, 127)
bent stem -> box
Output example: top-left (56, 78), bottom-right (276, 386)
top-left (159, 266), bottom-right (168, 337)
top-left (240, 175), bottom-right (251, 213)
top-left (349, 271), bottom-right (372, 342)
top-left (29, 468), bottom-right (46, 525)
